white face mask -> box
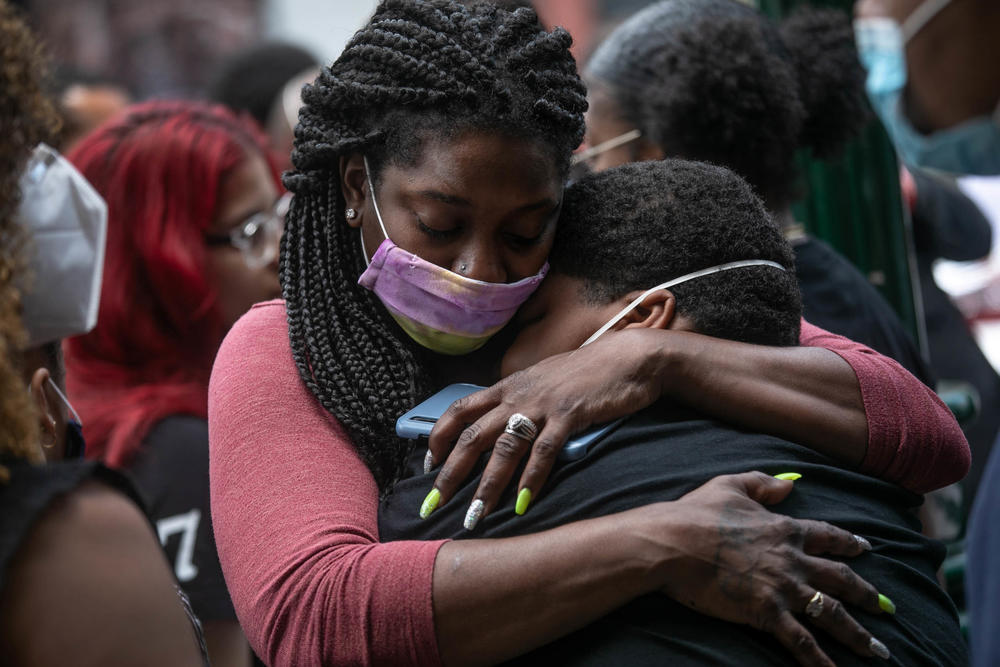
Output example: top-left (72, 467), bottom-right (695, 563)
top-left (15, 143), bottom-right (108, 346)
top-left (580, 259), bottom-right (788, 347)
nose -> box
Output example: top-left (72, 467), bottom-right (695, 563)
top-left (453, 238), bottom-right (506, 284)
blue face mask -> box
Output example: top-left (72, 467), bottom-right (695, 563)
top-left (854, 2), bottom-right (1000, 175)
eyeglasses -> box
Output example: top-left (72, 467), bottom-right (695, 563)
top-left (205, 192), bottom-right (291, 269)
top-left (571, 129), bottom-right (643, 167)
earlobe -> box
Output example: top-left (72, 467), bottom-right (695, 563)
top-left (339, 153), bottom-right (369, 229)
top-left (617, 289), bottom-right (676, 331)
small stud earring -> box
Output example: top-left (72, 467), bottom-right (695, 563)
top-left (345, 208), bottom-right (357, 220)
top-left (459, 263), bottom-right (468, 273)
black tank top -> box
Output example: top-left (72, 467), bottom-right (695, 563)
top-left (0, 458), bottom-right (209, 664)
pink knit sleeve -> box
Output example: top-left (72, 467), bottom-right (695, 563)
top-left (208, 300), bottom-right (446, 667)
top-left (799, 319), bottom-right (970, 493)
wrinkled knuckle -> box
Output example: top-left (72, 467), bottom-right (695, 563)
top-left (756, 592), bottom-right (781, 618)
top-left (775, 574), bottom-right (799, 598)
top-left (782, 518), bottom-right (804, 541)
top-left (837, 562), bottom-right (855, 582)
top-left (456, 424), bottom-right (483, 449)
top-left (532, 437), bottom-right (560, 459)
top-left (493, 434), bottom-right (527, 460)
top-left (446, 396), bottom-right (469, 416)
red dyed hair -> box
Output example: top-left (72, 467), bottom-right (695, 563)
top-left (64, 100), bottom-right (279, 467)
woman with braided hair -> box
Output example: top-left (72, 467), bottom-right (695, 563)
top-left (209, 1), bottom-right (967, 665)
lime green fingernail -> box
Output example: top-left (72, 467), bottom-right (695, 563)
top-left (774, 472), bottom-right (802, 481)
top-left (515, 488), bottom-right (532, 515)
top-left (878, 593), bottom-right (896, 615)
top-left (419, 488), bottom-right (441, 519)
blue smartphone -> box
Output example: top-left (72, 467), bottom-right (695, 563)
top-left (395, 383), bottom-right (623, 460)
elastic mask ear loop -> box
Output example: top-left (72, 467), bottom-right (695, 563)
top-left (360, 156), bottom-right (390, 267)
top-left (579, 259), bottom-right (788, 347)
top-left (901, 0), bottom-right (952, 43)
top-left (46, 376), bottom-right (83, 425)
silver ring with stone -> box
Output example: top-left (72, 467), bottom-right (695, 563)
top-left (805, 591), bottom-right (825, 618)
top-left (504, 413), bottom-right (538, 442)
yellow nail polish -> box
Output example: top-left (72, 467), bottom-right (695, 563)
top-left (515, 488), bottom-right (532, 515)
top-left (420, 488), bottom-right (441, 519)
top-left (878, 593), bottom-right (896, 615)
top-left (774, 472), bottom-right (802, 481)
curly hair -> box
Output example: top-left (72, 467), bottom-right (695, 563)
top-left (586, 0), bottom-right (867, 209)
top-left (281, 0), bottom-right (587, 492)
top-left (555, 159), bottom-right (802, 346)
top-left (0, 0), bottom-right (60, 466)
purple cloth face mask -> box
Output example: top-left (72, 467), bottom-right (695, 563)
top-left (357, 158), bottom-right (548, 356)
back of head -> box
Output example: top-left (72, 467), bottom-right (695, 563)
top-left (283, 0), bottom-right (587, 492)
top-left (553, 159), bottom-right (801, 346)
top-left (587, 0), bottom-right (867, 209)
top-left (63, 100), bottom-right (275, 466)
top-left (207, 42), bottom-right (320, 127)
top-left (0, 0), bottom-right (60, 465)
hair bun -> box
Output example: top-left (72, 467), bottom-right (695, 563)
top-left (779, 8), bottom-right (869, 158)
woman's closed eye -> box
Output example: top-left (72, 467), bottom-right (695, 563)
top-left (416, 215), bottom-right (461, 240)
top-left (504, 229), bottom-right (545, 249)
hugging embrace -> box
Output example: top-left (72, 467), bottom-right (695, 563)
top-left (208, 2), bottom-right (969, 666)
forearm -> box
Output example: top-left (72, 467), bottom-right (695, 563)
top-left (650, 329), bottom-right (868, 467)
top-left (434, 506), bottom-right (672, 666)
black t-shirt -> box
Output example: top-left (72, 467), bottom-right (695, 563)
top-left (794, 237), bottom-right (934, 386)
top-left (380, 407), bottom-right (966, 666)
top-left (129, 416), bottom-right (235, 622)
top-left (0, 458), bottom-right (209, 664)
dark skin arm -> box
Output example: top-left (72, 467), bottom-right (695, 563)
top-left (0, 480), bottom-right (205, 666)
top-left (433, 472), bottom-right (885, 667)
top-left (428, 327), bottom-right (868, 521)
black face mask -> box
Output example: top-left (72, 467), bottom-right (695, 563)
top-left (64, 420), bottom-right (86, 459)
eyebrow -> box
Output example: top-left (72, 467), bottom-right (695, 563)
top-left (416, 190), bottom-right (559, 214)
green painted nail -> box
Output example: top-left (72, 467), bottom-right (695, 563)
top-left (878, 593), bottom-right (896, 615)
top-left (774, 472), bottom-right (802, 481)
top-left (419, 488), bottom-right (441, 519)
top-left (515, 488), bottom-right (532, 515)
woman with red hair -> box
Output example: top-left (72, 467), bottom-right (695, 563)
top-left (65, 100), bottom-right (282, 667)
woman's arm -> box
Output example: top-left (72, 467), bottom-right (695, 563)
top-left (428, 321), bottom-right (969, 515)
top-left (797, 321), bottom-right (969, 491)
top-left (209, 303), bottom-right (883, 667)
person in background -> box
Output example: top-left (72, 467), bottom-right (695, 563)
top-left (207, 42), bottom-right (319, 172)
top-left (64, 100), bottom-right (283, 667)
top-left (578, 0), bottom-right (932, 384)
top-left (0, 3), bottom-right (207, 664)
top-left (902, 166), bottom-right (999, 505)
top-left (49, 66), bottom-right (131, 152)
top-left (17, 140), bottom-right (105, 463)
top-left (853, 1), bottom-right (1000, 664)
top-left (854, 0), bottom-right (1000, 176)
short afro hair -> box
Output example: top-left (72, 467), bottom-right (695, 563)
top-left (553, 159), bottom-right (802, 346)
top-left (586, 0), bottom-right (867, 209)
